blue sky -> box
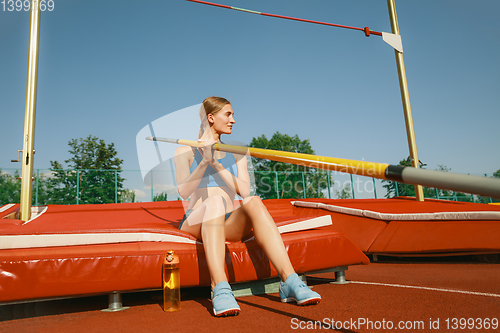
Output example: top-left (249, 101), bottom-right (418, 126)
top-left (1, 0), bottom-right (499, 200)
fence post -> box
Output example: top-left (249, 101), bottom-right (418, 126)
top-left (151, 170), bottom-right (154, 202)
top-left (350, 174), bottom-right (355, 199)
top-left (372, 178), bottom-right (377, 199)
top-left (35, 169), bottom-right (39, 206)
top-left (275, 171), bottom-right (279, 199)
top-left (486, 174), bottom-right (493, 203)
top-left (115, 170), bottom-right (118, 203)
top-left (327, 171), bottom-right (331, 199)
top-left (301, 172), bottom-right (306, 198)
top-left (395, 182), bottom-right (399, 197)
top-left (76, 169), bottom-right (80, 205)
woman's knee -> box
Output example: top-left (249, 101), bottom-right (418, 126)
top-left (202, 194), bottom-right (226, 222)
top-left (242, 195), bottom-right (261, 204)
top-left (242, 195), bottom-right (264, 208)
top-left (241, 196), bottom-right (268, 216)
top-left (204, 194), bottom-right (226, 210)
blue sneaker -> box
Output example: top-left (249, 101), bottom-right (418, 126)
top-left (212, 281), bottom-right (240, 317)
top-left (279, 273), bottom-right (321, 305)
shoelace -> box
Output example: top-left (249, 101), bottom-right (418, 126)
top-left (281, 280), bottom-right (307, 293)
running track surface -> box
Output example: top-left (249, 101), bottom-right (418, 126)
top-left (1, 258), bottom-right (499, 332)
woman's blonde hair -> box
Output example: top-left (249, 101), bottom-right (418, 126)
top-left (198, 96), bottom-right (231, 139)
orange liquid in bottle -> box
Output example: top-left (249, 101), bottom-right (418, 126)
top-left (163, 251), bottom-right (180, 312)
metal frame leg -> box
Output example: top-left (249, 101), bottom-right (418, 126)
top-left (329, 268), bottom-right (350, 285)
top-left (102, 291), bottom-right (130, 312)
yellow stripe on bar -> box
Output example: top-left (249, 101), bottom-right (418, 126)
top-left (149, 137), bottom-right (390, 180)
top-left (147, 137), bottom-right (500, 199)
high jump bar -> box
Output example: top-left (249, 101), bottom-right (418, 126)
top-left (186, 0), bottom-right (382, 37)
top-left (146, 137), bottom-right (500, 199)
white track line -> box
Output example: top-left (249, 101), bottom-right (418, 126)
top-left (351, 281), bottom-right (500, 298)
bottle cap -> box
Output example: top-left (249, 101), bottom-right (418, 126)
top-left (164, 251), bottom-right (179, 264)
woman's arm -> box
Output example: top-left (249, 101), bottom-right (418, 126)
top-left (211, 153), bottom-right (251, 198)
top-left (174, 144), bottom-right (212, 200)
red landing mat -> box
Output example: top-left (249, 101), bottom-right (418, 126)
top-left (0, 201), bottom-right (368, 303)
top-left (263, 197), bottom-right (500, 256)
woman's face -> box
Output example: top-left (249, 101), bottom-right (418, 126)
top-left (209, 104), bottom-right (235, 135)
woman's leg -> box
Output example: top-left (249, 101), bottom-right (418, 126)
top-left (227, 196), bottom-right (321, 305)
top-left (180, 195), bottom-right (227, 289)
top-left (224, 196), bottom-right (295, 282)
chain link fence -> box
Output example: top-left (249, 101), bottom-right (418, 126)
top-left (0, 168), bottom-right (497, 205)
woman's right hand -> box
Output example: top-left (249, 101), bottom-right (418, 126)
top-left (198, 138), bottom-right (216, 165)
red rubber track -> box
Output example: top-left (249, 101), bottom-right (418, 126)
top-left (1, 260), bottom-right (498, 332)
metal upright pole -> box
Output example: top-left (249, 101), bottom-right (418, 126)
top-left (387, 0), bottom-right (424, 202)
top-left (20, 0), bottom-right (42, 221)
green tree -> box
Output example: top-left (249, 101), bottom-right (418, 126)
top-left (336, 183), bottom-right (352, 199)
top-left (0, 169), bottom-right (52, 206)
top-left (32, 171), bottom-right (55, 205)
top-left (0, 169), bottom-right (21, 205)
top-left (248, 132), bottom-right (331, 199)
top-left (120, 189), bottom-right (136, 203)
top-left (153, 192), bottom-right (168, 201)
top-left (47, 135), bottom-right (125, 204)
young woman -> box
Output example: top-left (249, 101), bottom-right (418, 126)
top-left (174, 96), bottom-right (321, 317)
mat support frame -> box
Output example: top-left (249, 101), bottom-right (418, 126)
top-left (102, 291), bottom-right (130, 312)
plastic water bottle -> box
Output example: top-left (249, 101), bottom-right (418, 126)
top-left (163, 250), bottom-right (180, 312)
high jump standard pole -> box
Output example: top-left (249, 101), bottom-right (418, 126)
top-left (20, 0), bottom-right (42, 221)
top-left (387, 0), bottom-right (424, 201)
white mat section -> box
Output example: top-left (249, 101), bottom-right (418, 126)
top-left (0, 215), bottom-right (332, 250)
top-left (0, 204), bottom-right (16, 213)
top-left (244, 215), bottom-right (332, 243)
top-left (0, 205), bottom-right (47, 222)
top-left (292, 201), bottom-right (500, 221)
top-left (277, 215), bottom-right (332, 233)
top-left (0, 232), bottom-right (197, 250)
top-left (22, 206), bottom-right (48, 225)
